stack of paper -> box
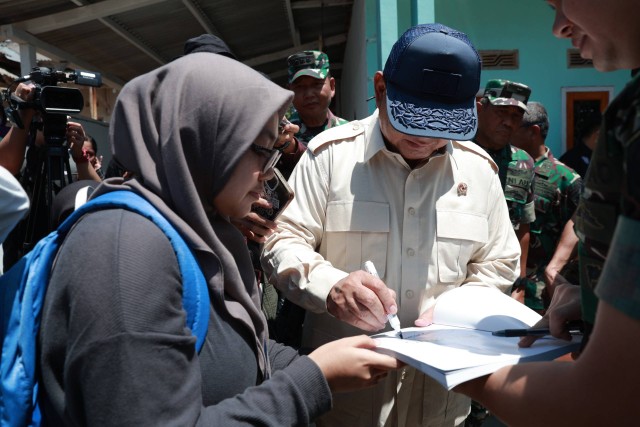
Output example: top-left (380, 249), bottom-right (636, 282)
top-left (373, 286), bottom-right (581, 390)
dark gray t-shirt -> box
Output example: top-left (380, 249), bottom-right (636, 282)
top-left (39, 209), bottom-right (330, 426)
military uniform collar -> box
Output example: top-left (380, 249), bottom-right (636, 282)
top-left (535, 146), bottom-right (552, 163)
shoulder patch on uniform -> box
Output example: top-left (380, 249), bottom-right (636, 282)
top-left (308, 120), bottom-right (364, 154)
top-left (511, 146), bottom-right (535, 168)
top-left (451, 140), bottom-right (498, 172)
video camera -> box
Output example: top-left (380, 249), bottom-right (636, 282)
top-left (1, 67), bottom-right (103, 236)
top-left (3, 67), bottom-right (102, 145)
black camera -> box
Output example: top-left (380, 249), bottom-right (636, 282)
top-left (0, 67), bottom-right (103, 236)
top-left (3, 67), bottom-right (102, 144)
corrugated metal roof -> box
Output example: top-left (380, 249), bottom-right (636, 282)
top-left (0, 0), bottom-right (353, 90)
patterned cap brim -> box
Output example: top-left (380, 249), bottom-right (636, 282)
top-left (290, 69), bottom-right (328, 83)
top-left (488, 97), bottom-right (528, 112)
top-left (385, 85), bottom-right (477, 140)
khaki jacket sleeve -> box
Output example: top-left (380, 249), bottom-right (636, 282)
top-left (261, 146), bottom-right (348, 314)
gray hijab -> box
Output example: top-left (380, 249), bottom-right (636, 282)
top-left (93, 53), bottom-right (293, 375)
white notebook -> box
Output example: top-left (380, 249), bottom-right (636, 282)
top-left (372, 286), bottom-right (581, 390)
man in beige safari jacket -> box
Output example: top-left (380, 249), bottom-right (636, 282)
top-left (262, 24), bottom-right (520, 427)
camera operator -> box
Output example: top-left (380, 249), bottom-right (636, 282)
top-left (0, 82), bottom-right (102, 270)
top-left (0, 83), bottom-right (38, 176)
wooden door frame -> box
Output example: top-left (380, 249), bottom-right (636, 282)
top-left (561, 86), bottom-right (612, 152)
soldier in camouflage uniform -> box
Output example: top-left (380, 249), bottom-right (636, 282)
top-left (474, 79), bottom-right (536, 285)
top-left (511, 102), bottom-right (582, 312)
top-left (574, 69), bottom-right (640, 344)
top-left (454, 1), bottom-right (640, 425)
top-left (270, 51), bottom-right (349, 348)
top-left (467, 79), bottom-right (535, 427)
top-left (475, 80), bottom-right (536, 228)
top-left (286, 50), bottom-right (348, 147)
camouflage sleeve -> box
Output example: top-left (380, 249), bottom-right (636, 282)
top-left (596, 215), bottom-right (640, 320)
top-left (565, 174), bottom-right (582, 220)
top-left (521, 201), bottom-right (536, 224)
top-left (623, 133), bottom-right (640, 220)
top-left (567, 175), bottom-right (582, 208)
top-left (598, 101), bottom-right (640, 319)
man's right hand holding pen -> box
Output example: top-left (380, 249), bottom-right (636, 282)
top-left (326, 264), bottom-right (399, 332)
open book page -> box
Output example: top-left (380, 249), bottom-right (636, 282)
top-left (430, 286), bottom-right (541, 331)
top-left (372, 286), bottom-right (581, 390)
top-left (375, 324), bottom-right (577, 372)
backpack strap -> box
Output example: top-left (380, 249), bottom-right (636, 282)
top-left (1, 229), bottom-right (60, 427)
top-left (1, 191), bottom-right (209, 426)
top-left (58, 190), bottom-right (210, 351)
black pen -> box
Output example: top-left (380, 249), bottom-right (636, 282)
top-left (492, 320), bottom-right (583, 337)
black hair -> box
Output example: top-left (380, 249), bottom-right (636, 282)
top-left (85, 135), bottom-right (98, 153)
top-left (577, 110), bottom-right (602, 143)
top-left (521, 102), bottom-right (549, 140)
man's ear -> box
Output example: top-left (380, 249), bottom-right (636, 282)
top-left (328, 76), bottom-right (336, 96)
top-left (373, 72), bottom-right (386, 109)
top-left (531, 124), bottom-right (542, 138)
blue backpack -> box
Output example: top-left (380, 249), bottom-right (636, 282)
top-left (0, 190), bottom-right (209, 427)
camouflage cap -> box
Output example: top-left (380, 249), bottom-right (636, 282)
top-left (483, 79), bottom-right (531, 111)
top-left (287, 50), bottom-right (330, 84)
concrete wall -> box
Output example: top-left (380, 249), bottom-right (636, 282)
top-left (353, 0), bottom-right (631, 156)
top-left (434, 0), bottom-right (629, 155)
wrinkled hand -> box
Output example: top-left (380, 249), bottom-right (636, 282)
top-left (519, 280), bottom-right (581, 348)
top-left (67, 121), bottom-right (87, 158)
top-left (230, 197), bottom-right (277, 243)
top-left (544, 268), bottom-right (573, 302)
top-left (93, 154), bottom-right (103, 171)
top-left (327, 270), bottom-right (397, 331)
top-left (14, 83), bottom-right (37, 125)
top-left (14, 82), bottom-right (36, 102)
top-left (275, 120), bottom-right (300, 154)
top-left (309, 335), bottom-right (402, 393)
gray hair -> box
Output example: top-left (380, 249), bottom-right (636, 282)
top-left (522, 101), bottom-right (549, 140)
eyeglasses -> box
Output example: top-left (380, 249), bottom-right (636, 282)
top-left (251, 144), bottom-right (282, 174)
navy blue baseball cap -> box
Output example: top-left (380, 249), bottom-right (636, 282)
top-left (383, 23), bottom-right (481, 140)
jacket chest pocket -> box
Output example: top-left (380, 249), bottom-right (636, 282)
top-left (505, 168), bottom-right (533, 204)
top-left (436, 210), bottom-right (488, 283)
top-left (325, 201), bottom-right (389, 277)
